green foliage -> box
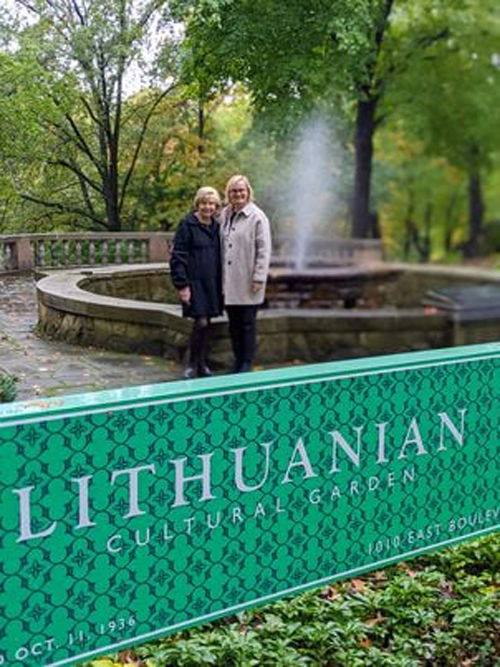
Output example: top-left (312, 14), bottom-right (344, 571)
top-left (173, 0), bottom-right (378, 132)
top-left (122, 86), bottom-right (256, 229)
top-left (89, 534), bottom-right (499, 665)
top-left (0, 369), bottom-right (17, 403)
top-left (378, 0), bottom-right (500, 254)
top-left (0, 42), bottom-right (73, 230)
top-left (174, 0), bottom-right (500, 245)
top-left (375, 130), bottom-right (469, 260)
top-left (1, 0), bottom-right (500, 254)
top-left (0, 0), bottom-right (181, 232)
top-left (386, 0), bottom-right (500, 173)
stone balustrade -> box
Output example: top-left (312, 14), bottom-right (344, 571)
top-left (0, 232), bottom-right (173, 272)
top-left (0, 232), bottom-right (383, 273)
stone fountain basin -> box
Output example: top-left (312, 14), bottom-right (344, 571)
top-left (36, 263), bottom-right (500, 366)
top-left (266, 265), bottom-right (401, 309)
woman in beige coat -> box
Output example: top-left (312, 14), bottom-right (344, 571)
top-left (221, 175), bottom-right (272, 372)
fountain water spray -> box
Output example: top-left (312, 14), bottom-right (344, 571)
top-left (288, 115), bottom-right (340, 270)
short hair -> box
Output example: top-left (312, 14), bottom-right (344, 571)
top-left (224, 174), bottom-right (254, 203)
top-left (193, 186), bottom-right (221, 210)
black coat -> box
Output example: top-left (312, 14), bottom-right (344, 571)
top-left (170, 212), bottom-right (223, 318)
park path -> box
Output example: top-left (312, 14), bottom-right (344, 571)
top-left (0, 274), bottom-right (183, 401)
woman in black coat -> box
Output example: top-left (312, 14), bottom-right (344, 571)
top-left (170, 186), bottom-right (223, 378)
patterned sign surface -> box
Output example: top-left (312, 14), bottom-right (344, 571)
top-left (0, 344), bottom-right (499, 665)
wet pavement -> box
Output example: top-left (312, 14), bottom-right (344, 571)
top-left (0, 274), bottom-right (184, 401)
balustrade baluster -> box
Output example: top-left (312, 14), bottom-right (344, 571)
top-left (68, 239), bottom-right (75, 265)
top-left (38, 240), bottom-right (45, 267)
top-left (102, 240), bottom-right (108, 265)
top-left (76, 240), bottom-right (82, 265)
top-left (89, 240), bottom-right (96, 265)
top-left (6, 243), bottom-right (14, 270)
top-left (52, 240), bottom-right (60, 267)
top-left (62, 240), bottom-right (70, 266)
top-left (128, 240), bottom-right (134, 263)
top-left (141, 240), bottom-right (148, 262)
top-left (115, 240), bottom-right (122, 264)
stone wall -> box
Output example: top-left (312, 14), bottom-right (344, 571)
top-left (372, 266), bottom-right (500, 308)
top-left (36, 263), bottom-right (500, 368)
top-left (37, 299), bottom-right (190, 359)
top-left (237, 309), bottom-right (449, 365)
top-left (82, 269), bottom-right (177, 303)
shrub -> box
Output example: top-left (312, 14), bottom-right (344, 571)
top-left (0, 370), bottom-right (17, 403)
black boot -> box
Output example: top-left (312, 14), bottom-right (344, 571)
top-left (184, 365), bottom-right (197, 380)
top-left (185, 322), bottom-right (203, 379)
top-left (197, 321), bottom-right (212, 377)
top-left (239, 307), bottom-right (257, 372)
top-left (227, 308), bottom-right (243, 373)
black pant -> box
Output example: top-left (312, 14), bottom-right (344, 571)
top-left (188, 317), bottom-right (210, 370)
top-left (226, 305), bottom-right (258, 372)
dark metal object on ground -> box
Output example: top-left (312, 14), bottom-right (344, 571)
top-left (423, 285), bottom-right (500, 321)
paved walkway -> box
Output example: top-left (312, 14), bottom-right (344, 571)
top-left (0, 274), bottom-right (184, 401)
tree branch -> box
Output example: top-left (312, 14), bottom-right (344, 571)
top-left (20, 193), bottom-right (108, 228)
top-left (69, 0), bottom-right (87, 26)
top-left (119, 83), bottom-right (177, 212)
top-left (63, 113), bottom-right (106, 177)
top-left (379, 27), bottom-right (452, 94)
top-left (80, 95), bottom-right (102, 127)
top-left (48, 159), bottom-right (103, 194)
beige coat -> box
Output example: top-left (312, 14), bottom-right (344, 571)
top-left (221, 202), bottom-right (272, 305)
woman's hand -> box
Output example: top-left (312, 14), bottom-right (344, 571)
top-left (178, 286), bottom-right (191, 304)
top-left (252, 281), bottom-right (264, 293)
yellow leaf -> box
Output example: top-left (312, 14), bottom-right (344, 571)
top-left (365, 611), bottom-right (385, 626)
top-left (350, 578), bottom-right (366, 592)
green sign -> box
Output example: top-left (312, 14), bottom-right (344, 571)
top-left (1, 344), bottom-right (499, 666)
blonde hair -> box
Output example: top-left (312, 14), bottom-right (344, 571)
top-left (224, 174), bottom-right (254, 204)
top-left (193, 186), bottom-right (221, 210)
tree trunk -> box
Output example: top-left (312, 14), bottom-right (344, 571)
top-left (444, 193), bottom-right (458, 253)
top-left (350, 0), bottom-right (394, 239)
top-left (104, 176), bottom-right (121, 232)
top-left (370, 210), bottom-right (381, 239)
top-left (420, 202), bottom-right (432, 263)
top-left (198, 101), bottom-right (205, 156)
top-left (105, 135), bottom-right (121, 232)
top-left (464, 168), bottom-right (484, 258)
top-left (351, 96), bottom-right (378, 239)
top-left (403, 193), bottom-right (415, 260)
top-left (105, 193), bottom-right (121, 232)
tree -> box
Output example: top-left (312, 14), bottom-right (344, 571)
top-left (0, 41), bottom-right (77, 230)
top-left (175, 0), bottom-right (491, 240)
top-left (123, 85), bottom-right (255, 229)
top-left (173, 0), bottom-right (379, 237)
top-left (2, 0), bottom-right (179, 231)
top-left (385, 0), bottom-right (500, 257)
top-left (375, 129), bottom-right (467, 261)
